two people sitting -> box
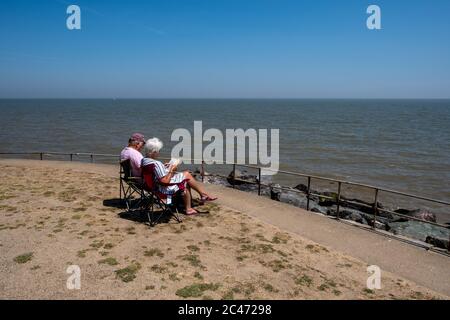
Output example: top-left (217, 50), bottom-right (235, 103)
top-left (120, 133), bottom-right (217, 215)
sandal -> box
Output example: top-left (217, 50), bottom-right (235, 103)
top-left (200, 195), bottom-right (218, 203)
top-left (186, 208), bottom-right (199, 215)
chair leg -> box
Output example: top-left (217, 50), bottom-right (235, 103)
top-left (172, 208), bottom-right (182, 224)
top-left (119, 179), bottom-right (122, 200)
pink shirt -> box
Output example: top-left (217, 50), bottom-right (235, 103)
top-left (120, 147), bottom-right (143, 177)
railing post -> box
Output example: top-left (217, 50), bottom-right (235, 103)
top-left (40, 153), bottom-right (43, 160)
top-left (373, 188), bottom-right (379, 230)
top-left (336, 182), bottom-right (341, 220)
top-left (90, 154), bottom-right (94, 163)
top-left (232, 164), bottom-right (236, 189)
top-left (70, 154), bottom-right (73, 161)
top-left (306, 176), bottom-right (311, 211)
top-left (258, 167), bottom-right (261, 196)
top-left (201, 159), bottom-right (205, 182)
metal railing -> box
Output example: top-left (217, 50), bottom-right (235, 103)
top-left (1, 151), bottom-right (449, 254)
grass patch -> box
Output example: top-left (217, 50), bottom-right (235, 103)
top-left (295, 275), bottom-right (313, 287)
top-left (222, 291), bottom-right (234, 300)
top-left (169, 273), bottom-right (180, 281)
top-left (174, 224), bottom-right (188, 234)
top-left (259, 259), bottom-right (289, 272)
top-left (263, 283), bottom-right (279, 293)
top-left (103, 243), bottom-right (115, 250)
top-left (306, 244), bottom-right (328, 253)
top-left (181, 254), bottom-right (203, 268)
top-left (144, 248), bottom-right (164, 258)
top-left (176, 283), bottom-right (220, 298)
top-left (240, 243), bottom-right (274, 254)
top-left (14, 252), bottom-right (33, 264)
top-left (166, 262), bottom-right (178, 268)
top-left (333, 289), bottom-right (342, 296)
top-left (231, 282), bottom-right (256, 297)
top-left (150, 264), bottom-right (168, 273)
top-left (90, 240), bottom-right (104, 249)
top-left (126, 227), bottom-right (136, 235)
top-left (187, 245), bottom-right (200, 252)
top-left (363, 288), bottom-right (375, 295)
top-left (98, 257), bottom-right (119, 266)
top-left (115, 262), bottom-right (141, 282)
top-left (77, 250), bottom-right (88, 258)
top-left (272, 232), bottom-right (289, 244)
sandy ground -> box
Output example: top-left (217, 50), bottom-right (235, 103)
top-left (0, 160), bottom-right (447, 299)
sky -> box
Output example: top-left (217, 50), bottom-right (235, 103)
top-left (0, 0), bottom-right (449, 98)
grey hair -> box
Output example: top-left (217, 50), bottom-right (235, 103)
top-left (144, 137), bottom-right (163, 155)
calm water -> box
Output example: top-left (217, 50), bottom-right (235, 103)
top-left (1, 99), bottom-right (449, 219)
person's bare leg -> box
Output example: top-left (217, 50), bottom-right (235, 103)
top-left (182, 171), bottom-right (209, 197)
top-left (184, 189), bottom-right (192, 210)
top-left (184, 186), bottom-right (198, 214)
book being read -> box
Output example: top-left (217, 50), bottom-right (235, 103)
top-left (168, 158), bottom-right (181, 168)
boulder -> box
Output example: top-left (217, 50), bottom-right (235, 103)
top-left (227, 169), bottom-right (258, 185)
top-left (425, 236), bottom-right (450, 250)
top-left (269, 183), bottom-right (282, 201)
top-left (388, 220), bottom-right (449, 242)
top-left (294, 183), bottom-right (309, 194)
top-left (394, 209), bottom-right (437, 223)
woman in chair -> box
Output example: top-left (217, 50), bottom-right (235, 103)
top-left (142, 137), bottom-right (217, 215)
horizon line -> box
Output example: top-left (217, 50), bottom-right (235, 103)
top-left (1, 97), bottom-right (450, 100)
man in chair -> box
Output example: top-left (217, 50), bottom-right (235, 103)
top-left (120, 133), bottom-right (145, 177)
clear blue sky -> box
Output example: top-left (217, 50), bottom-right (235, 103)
top-left (1, 0), bottom-right (449, 98)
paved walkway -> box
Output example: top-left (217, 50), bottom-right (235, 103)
top-left (2, 159), bottom-right (449, 296)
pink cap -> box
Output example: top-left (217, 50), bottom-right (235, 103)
top-left (130, 133), bottom-right (145, 143)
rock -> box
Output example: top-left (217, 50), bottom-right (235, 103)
top-left (318, 192), bottom-right (338, 206)
top-left (269, 184), bottom-right (282, 201)
top-left (425, 236), bottom-right (450, 250)
top-left (342, 210), bottom-right (368, 225)
top-left (278, 191), bottom-right (308, 208)
top-left (202, 175), bottom-right (229, 186)
top-left (394, 209), bottom-right (437, 223)
top-left (294, 183), bottom-right (309, 193)
top-left (370, 219), bottom-right (390, 231)
top-left (227, 169), bottom-right (258, 185)
top-left (388, 220), bottom-right (449, 242)
top-left (194, 167), bottom-right (211, 177)
top-left (310, 206), bottom-right (327, 215)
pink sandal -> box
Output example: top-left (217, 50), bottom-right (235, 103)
top-left (186, 208), bottom-right (199, 215)
top-left (200, 195), bottom-right (218, 203)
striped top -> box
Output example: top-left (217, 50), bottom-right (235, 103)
top-left (141, 157), bottom-right (185, 195)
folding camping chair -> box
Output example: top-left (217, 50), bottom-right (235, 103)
top-left (119, 159), bottom-right (144, 211)
top-left (140, 163), bottom-right (188, 227)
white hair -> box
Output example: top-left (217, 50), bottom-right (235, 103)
top-left (144, 137), bottom-right (163, 155)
